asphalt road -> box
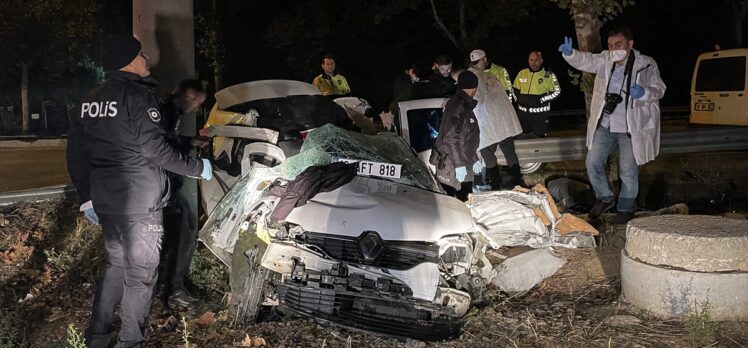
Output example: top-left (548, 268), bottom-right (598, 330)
top-left (0, 146), bottom-right (69, 192)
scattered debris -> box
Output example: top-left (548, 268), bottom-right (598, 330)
top-left (604, 315), bottom-right (642, 327)
top-left (469, 185), bottom-right (598, 249)
top-left (492, 248), bottom-right (567, 294)
top-left (196, 310), bottom-right (216, 327)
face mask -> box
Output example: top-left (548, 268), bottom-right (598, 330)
top-left (610, 49), bottom-right (628, 62)
top-left (437, 64), bottom-right (452, 77)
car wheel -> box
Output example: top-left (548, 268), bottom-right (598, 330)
top-left (519, 161), bottom-right (545, 174)
top-left (228, 231), bottom-right (270, 324)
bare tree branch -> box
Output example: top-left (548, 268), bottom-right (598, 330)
top-left (429, 0), bottom-right (460, 48)
top-left (459, 0), bottom-right (467, 42)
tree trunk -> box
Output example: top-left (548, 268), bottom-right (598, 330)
top-left (213, 63), bottom-right (223, 91)
top-left (572, 11), bottom-right (602, 119)
top-left (429, 0), bottom-right (460, 49)
top-left (21, 62), bottom-right (29, 134)
top-left (736, 0), bottom-right (748, 47)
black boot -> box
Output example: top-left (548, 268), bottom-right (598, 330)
top-left (485, 166), bottom-right (502, 190)
top-left (507, 165), bottom-right (524, 188)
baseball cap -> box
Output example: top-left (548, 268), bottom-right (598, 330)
top-left (469, 49), bottom-right (486, 62)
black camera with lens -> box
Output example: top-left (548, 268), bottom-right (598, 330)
top-left (602, 93), bottom-right (623, 114)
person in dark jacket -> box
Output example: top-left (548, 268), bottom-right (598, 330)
top-left (66, 34), bottom-right (213, 348)
top-left (160, 79), bottom-right (208, 310)
top-left (428, 54), bottom-right (457, 97)
top-left (430, 70), bottom-right (481, 201)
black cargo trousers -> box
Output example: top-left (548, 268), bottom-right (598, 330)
top-left (85, 211), bottom-right (164, 348)
top-left (163, 176), bottom-right (199, 293)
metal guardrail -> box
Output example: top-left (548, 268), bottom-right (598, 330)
top-left (0, 184), bottom-right (77, 206)
top-left (504, 127), bottom-right (748, 163)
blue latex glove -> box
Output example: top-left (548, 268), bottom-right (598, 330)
top-left (455, 166), bottom-right (467, 182)
top-left (472, 160), bottom-right (483, 174)
top-left (558, 36), bottom-right (573, 56)
top-left (79, 201), bottom-right (99, 225)
top-left (200, 159), bottom-right (213, 180)
top-left (630, 84), bottom-right (645, 99)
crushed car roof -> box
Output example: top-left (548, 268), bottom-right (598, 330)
top-left (215, 79), bottom-right (321, 110)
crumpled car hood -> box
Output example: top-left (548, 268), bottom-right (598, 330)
top-left (285, 176), bottom-right (474, 241)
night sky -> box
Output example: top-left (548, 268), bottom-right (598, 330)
top-left (190, 0), bottom-right (746, 113)
top-left (5, 0), bottom-right (747, 115)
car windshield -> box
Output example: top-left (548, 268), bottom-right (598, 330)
top-left (281, 124), bottom-right (444, 193)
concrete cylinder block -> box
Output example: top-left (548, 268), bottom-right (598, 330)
top-left (625, 215), bottom-right (748, 272)
top-left (620, 250), bottom-right (748, 320)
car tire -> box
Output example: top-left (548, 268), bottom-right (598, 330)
top-left (519, 161), bottom-right (545, 174)
top-left (228, 231), bottom-right (270, 324)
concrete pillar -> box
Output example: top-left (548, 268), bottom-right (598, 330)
top-left (133, 0), bottom-right (195, 96)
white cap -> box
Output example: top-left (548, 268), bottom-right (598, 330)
top-left (469, 49), bottom-right (486, 62)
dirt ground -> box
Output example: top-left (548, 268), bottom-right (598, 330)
top-left (1, 200), bottom-right (746, 348)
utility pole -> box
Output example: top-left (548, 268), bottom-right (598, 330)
top-left (133, 0), bottom-right (195, 96)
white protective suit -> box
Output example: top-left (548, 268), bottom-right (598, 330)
top-left (563, 49), bottom-right (666, 165)
top-left (468, 67), bottom-right (523, 150)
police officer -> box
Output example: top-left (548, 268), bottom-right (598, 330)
top-left (161, 79), bottom-right (208, 309)
top-left (513, 51), bottom-right (561, 137)
top-left (312, 54), bottom-right (351, 96)
top-left (67, 34), bottom-right (213, 348)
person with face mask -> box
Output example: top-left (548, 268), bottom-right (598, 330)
top-left (312, 54), bottom-right (351, 96)
top-left (513, 51), bottom-right (561, 138)
top-left (559, 26), bottom-right (666, 224)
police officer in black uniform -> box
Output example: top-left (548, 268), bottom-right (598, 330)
top-left (67, 34), bottom-right (213, 348)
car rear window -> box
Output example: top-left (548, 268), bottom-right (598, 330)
top-left (695, 56), bottom-right (746, 92)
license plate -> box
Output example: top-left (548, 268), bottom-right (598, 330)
top-left (694, 102), bottom-right (715, 111)
top-left (331, 158), bottom-right (402, 179)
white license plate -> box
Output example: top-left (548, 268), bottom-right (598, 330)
top-left (694, 102), bottom-right (715, 111)
top-left (331, 158), bottom-right (402, 179)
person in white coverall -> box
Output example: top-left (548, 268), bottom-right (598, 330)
top-left (468, 50), bottom-right (525, 189)
top-left (559, 27), bottom-right (666, 224)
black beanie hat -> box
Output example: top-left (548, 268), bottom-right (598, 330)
top-left (103, 34), bottom-right (142, 71)
top-left (456, 70), bottom-right (479, 89)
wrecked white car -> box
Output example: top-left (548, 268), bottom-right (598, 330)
top-left (199, 124), bottom-right (495, 341)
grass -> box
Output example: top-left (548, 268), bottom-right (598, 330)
top-left (0, 309), bottom-right (24, 348)
top-left (684, 300), bottom-right (715, 347)
top-left (65, 323), bottom-right (86, 348)
top-left (189, 245), bottom-right (230, 297)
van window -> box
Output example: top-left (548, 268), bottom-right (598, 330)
top-left (406, 108), bottom-right (443, 153)
top-left (695, 56), bottom-right (746, 92)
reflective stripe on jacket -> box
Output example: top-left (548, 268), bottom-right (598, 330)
top-left (513, 68), bottom-right (560, 112)
top-left (484, 63), bottom-right (515, 101)
top-left (313, 74), bottom-right (351, 96)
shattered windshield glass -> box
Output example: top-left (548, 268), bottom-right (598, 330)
top-left (281, 124), bottom-right (444, 193)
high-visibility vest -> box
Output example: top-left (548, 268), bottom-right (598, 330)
top-left (484, 63), bottom-right (515, 101)
top-left (312, 74), bottom-right (351, 96)
top-left (513, 68), bottom-right (559, 95)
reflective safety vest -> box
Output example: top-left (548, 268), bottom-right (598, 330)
top-left (513, 68), bottom-right (561, 113)
top-left (484, 63), bottom-right (515, 101)
top-left (312, 74), bottom-right (351, 96)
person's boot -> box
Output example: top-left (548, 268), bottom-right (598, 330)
top-left (588, 199), bottom-right (615, 219)
top-left (168, 288), bottom-right (202, 310)
top-left (485, 166), bottom-right (502, 191)
top-left (507, 165), bottom-right (525, 188)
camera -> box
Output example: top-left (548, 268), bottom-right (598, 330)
top-left (602, 93), bottom-right (623, 114)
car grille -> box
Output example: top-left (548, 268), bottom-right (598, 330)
top-left (277, 281), bottom-right (462, 341)
top-left (301, 232), bottom-right (439, 270)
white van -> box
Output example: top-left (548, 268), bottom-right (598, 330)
top-left (690, 48), bottom-right (748, 126)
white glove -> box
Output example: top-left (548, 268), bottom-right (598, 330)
top-left (200, 159), bottom-right (213, 180)
top-left (379, 111), bottom-right (395, 130)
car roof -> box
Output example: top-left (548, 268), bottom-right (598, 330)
top-left (215, 80), bottom-right (321, 110)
